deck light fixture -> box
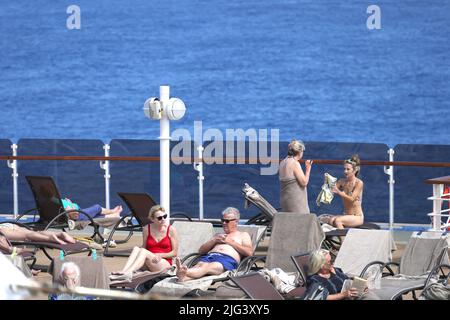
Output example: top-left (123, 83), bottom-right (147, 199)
top-left (143, 86), bottom-right (186, 218)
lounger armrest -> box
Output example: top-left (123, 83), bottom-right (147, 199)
top-left (182, 253), bottom-right (203, 267)
top-left (236, 255), bottom-right (266, 273)
top-left (103, 213), bottom-right (136, 253)
top-left (170, 212), bottom-right (193, 221)
top-left (382, 262), bottom-right (400, 276)
top-left (15, 208), bottom-right (39, 222)
top-left (359, 261), bottom-right (386, 278)
top-left (44, 209), bottom-right (102, 242)
top-left (424, 263), bottom-right (450, 288)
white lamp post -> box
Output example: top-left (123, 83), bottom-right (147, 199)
top-left (143, 85), bottom-right (186, 218)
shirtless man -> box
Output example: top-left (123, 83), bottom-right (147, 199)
top-left (0, 223), bottom-right (76, 249)
top-left (176, 207), bottom-right (252, 282)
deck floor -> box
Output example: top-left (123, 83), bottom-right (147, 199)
top-left (24, 228), bottom-right (441, 300)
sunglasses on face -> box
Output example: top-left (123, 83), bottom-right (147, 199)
top-left (156, 214), bottom-right (168, 221)
top-left (221, 218), bottom-right (237, 224)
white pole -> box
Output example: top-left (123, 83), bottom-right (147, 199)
top-left (8, 144), bottom-right (19, 218)
top-left (387, 148), bottom-right (395, 232)
top-left (102, 144), bottom-right (111, 209)
top-left (197, 145), bottom-right (204, 220)
top-left (431, 184), bottom-right (443, 231)
top-left (159, 85), bottom-right (171, 217)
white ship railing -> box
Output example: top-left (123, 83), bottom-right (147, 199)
top-left (2, 144), bottom-right (450, 232)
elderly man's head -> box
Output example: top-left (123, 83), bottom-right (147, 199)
top-left (221, 207), bottom-right (240, 233)
top-left (59, 262), bottom-right (81, 289)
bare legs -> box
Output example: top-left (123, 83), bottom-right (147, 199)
top-left (175, 257), bottom-right (224, 282)
top-left (329, 215), bottom-right (364, 229)
top-left (113, 246), bottom-right (170, 275)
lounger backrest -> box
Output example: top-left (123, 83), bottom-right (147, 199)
top-left (266, 213), bottom-right (324, 273)
top-left (242, 183), bottom-right (277, 221)
top-left (236, 225), bottom-right (267, 252)
top-left (230, 272), bottom-right (284, 300)
top-left (172, 221), bottom-right (215, 259)
top-left (399, 232), bottom-right (449, 276)
top-left (291, 252), bottom-right (311, 285)
top-left (117, 192), bottom-right (157, 226)
top-left (334, 229), bottom-right (396, 276)
top-left (51, 256), bottom-right (110, 290)
top-left (25, 176), bottom-right (65, 223)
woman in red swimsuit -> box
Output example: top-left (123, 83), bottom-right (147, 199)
top-left (112, 205), bottom-right (178, 275)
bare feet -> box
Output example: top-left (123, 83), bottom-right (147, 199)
top-left (175, 257), bottom-right (188, 282)
top-left (108, 205), bottom-right (123, 217)
top-left (60, 232), bottom-right (76, 244)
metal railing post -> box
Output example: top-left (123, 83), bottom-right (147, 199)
top-left (193, 145), bottom-right (204, 220)
top-left (384, 148), bottom-right (395, 232)
top-left (7, 144), bottom-right (19, 218)
top-left (100, 144), bottom-right (111, 209)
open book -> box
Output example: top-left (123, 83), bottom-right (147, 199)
top-left (341, 276), bottom-right (368, 298)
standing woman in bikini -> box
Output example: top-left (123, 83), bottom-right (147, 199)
top-left (279, 139), bottom-right (313, 214)
top-left (112, 205), bottom-right (178, 276)
top-left (330, 155), bottom-right (364, 229)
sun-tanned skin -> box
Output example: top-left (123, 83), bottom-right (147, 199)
top-left (111, 208), bottom-right (178, 276)
top-left (176, 209), bottom-right (252, 282)
top-left (0, 224), bottom-right (76, 252)
top-left (329, 159), bottom-right (364, 229)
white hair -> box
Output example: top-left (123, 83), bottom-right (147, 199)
top-left (59, 261), bottom-right (81, 288)
top-left (222, 207), bottom-right (240, 220)
top-left (308, 249), bottom-right (329, 275)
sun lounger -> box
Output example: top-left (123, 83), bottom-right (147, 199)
top-left (242, 183), bottom-right (278, 226)
top-left (109, 221), bottom-right (215, 292)
top-left (136, 224), bottom-right (267, 298)
top-left (151, 224), bottom-right (268, 298)
top-left (360, 231), bottom-right (449, 300)
top-left (419, 264), bottom-right (450, 300)
top-left (213, 213), bottom-right (324, 299)
top-left (239, 213), bottom-right (324, 274)
top-left (103, 192), bottom-right (157, 257)
top-left (103, 192), bottom-right (194, 257)
top-left (0, 223), bottom-right (91, 263)
top-left (17, 176), bottom-right (117, 243)
top-left (333, 228), bottom-right (396, 277)
top-left (183, 224), bottom-right (267, 268)
top-left (242, 183), bottom-right (380, 240)
top-left (229, 272), bottom-right (308, 300)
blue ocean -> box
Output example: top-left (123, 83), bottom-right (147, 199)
top-left (0, 1), bottom-right (449, 224)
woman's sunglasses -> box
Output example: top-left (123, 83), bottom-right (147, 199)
top-left (156, 214), bottom-right (168, 221)
top-left (221, 218), bottom-right (237, 223)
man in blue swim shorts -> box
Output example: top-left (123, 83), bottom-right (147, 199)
top-left (176, 207), bottom-right (253, 282)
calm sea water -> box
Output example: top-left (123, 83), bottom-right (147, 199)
top-left (0, 1), bottom-right (449, 223)
top-left (0, 0), bottom-right (449, 147)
